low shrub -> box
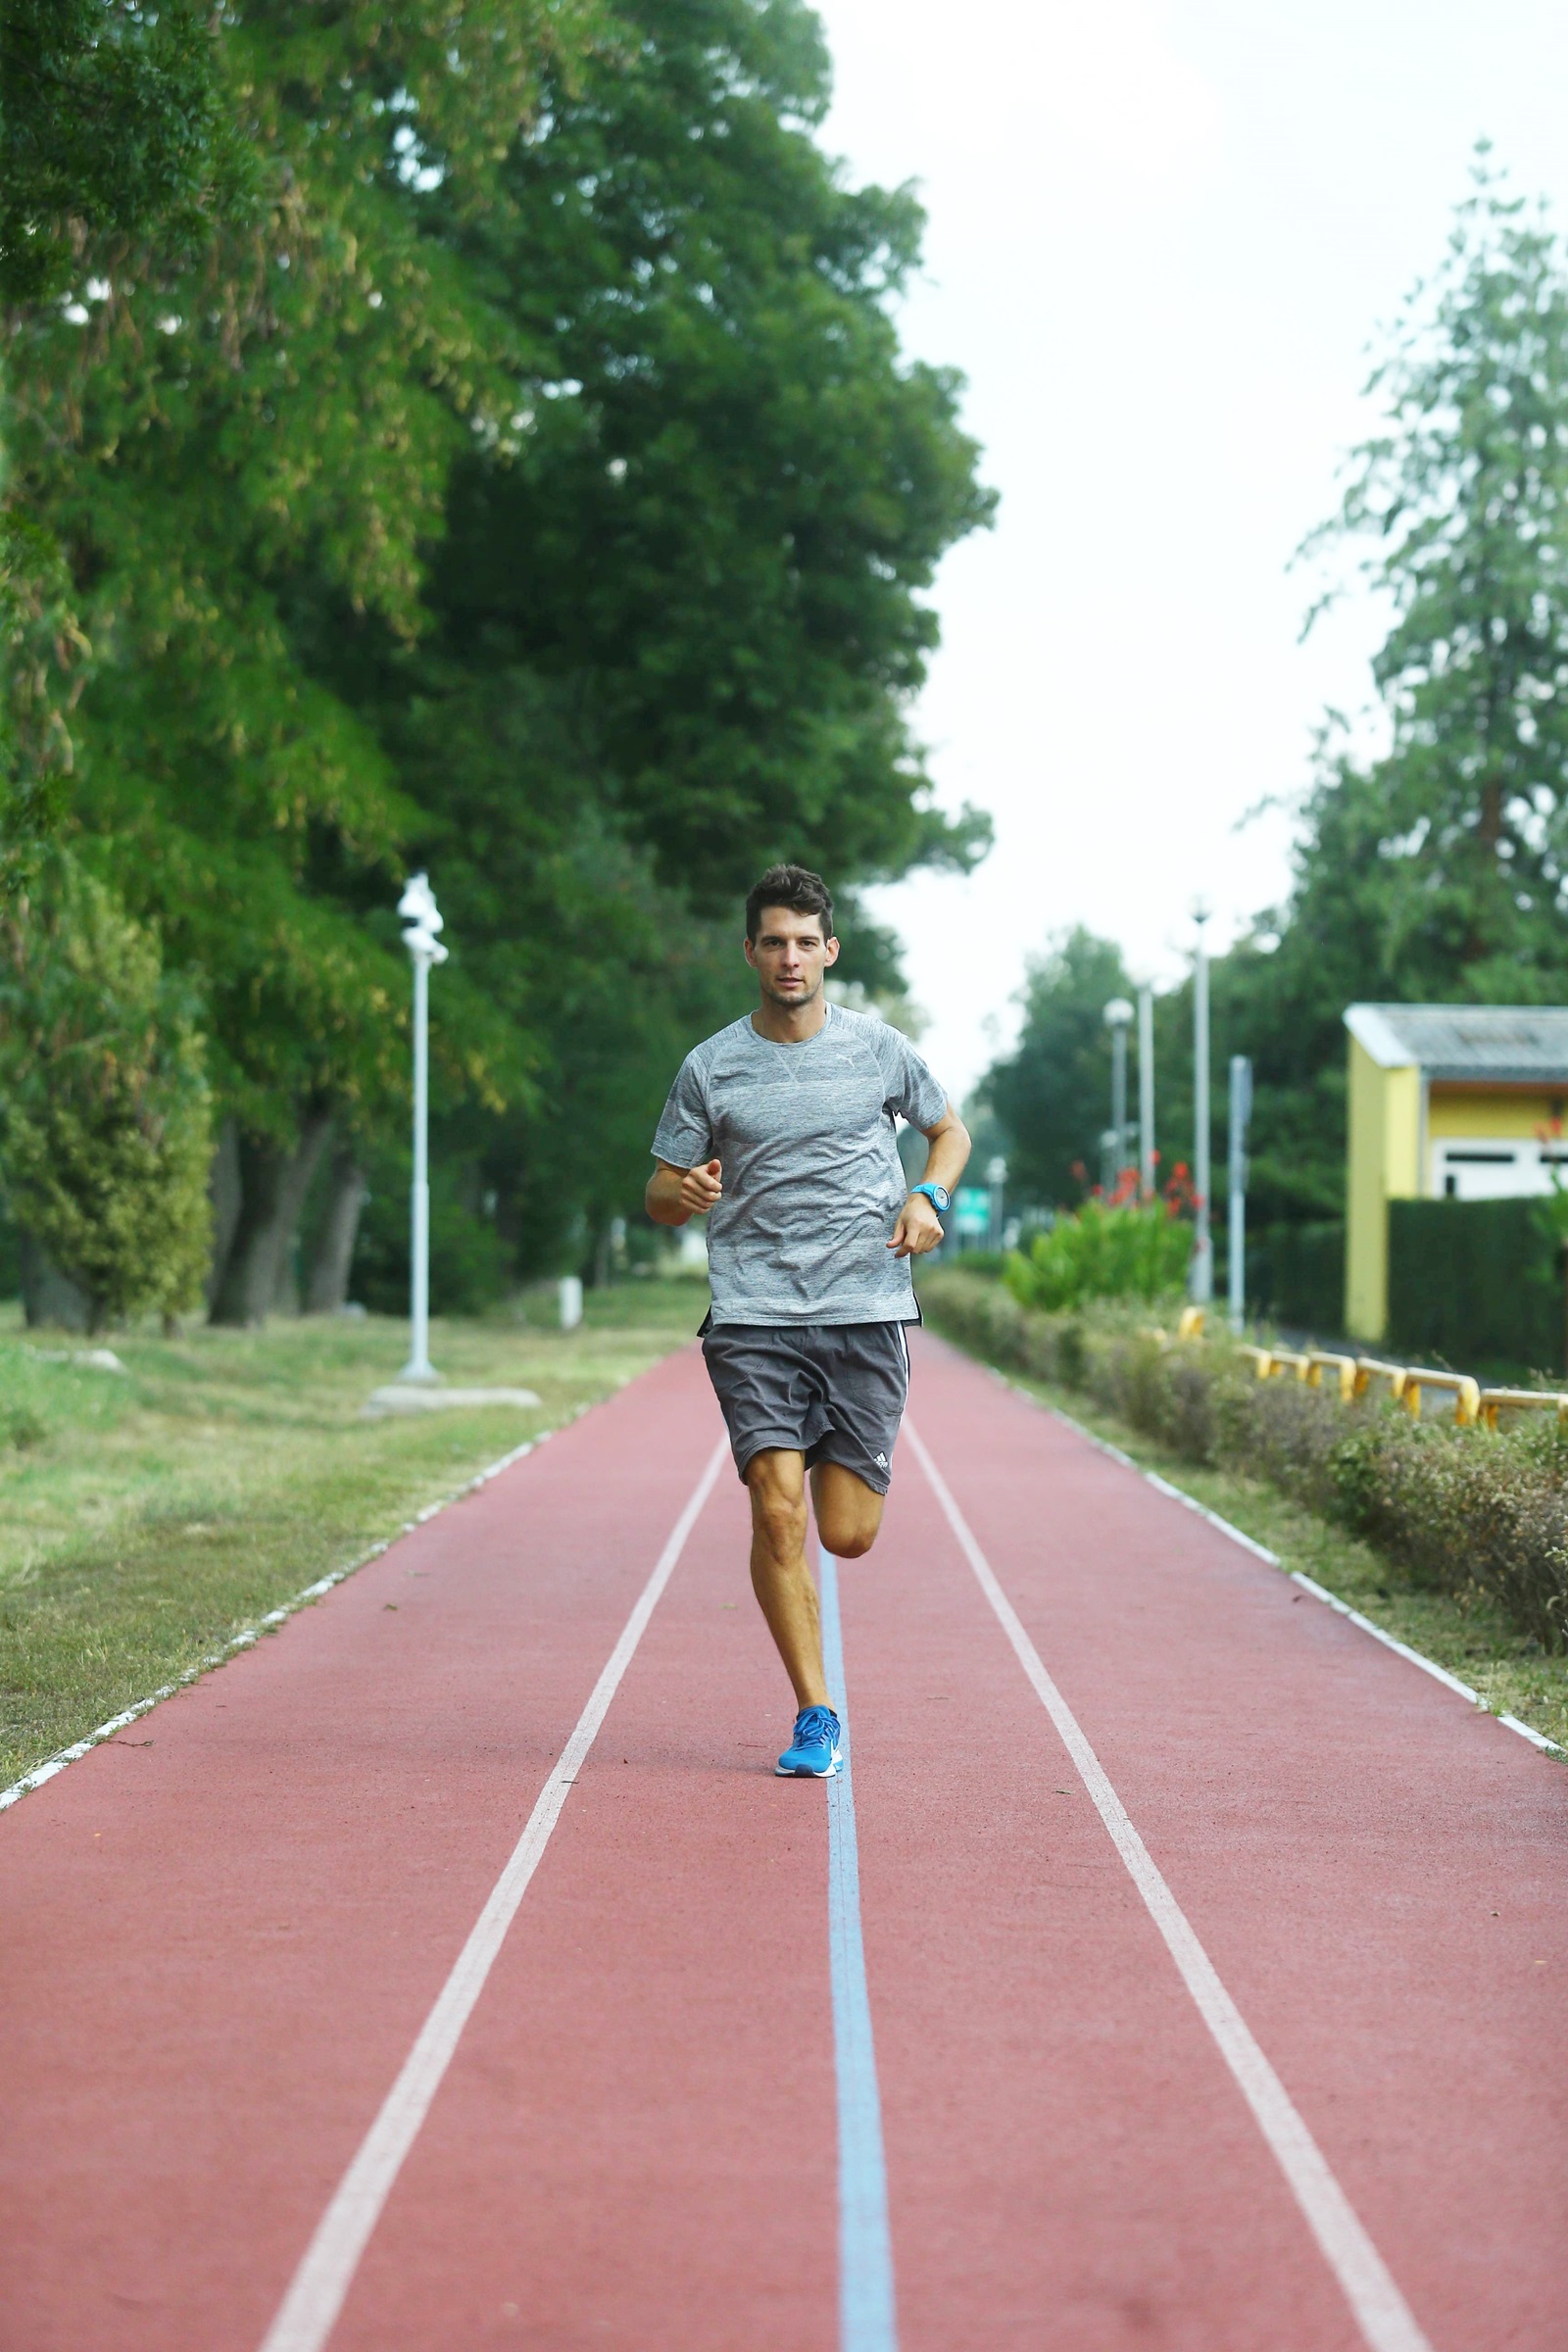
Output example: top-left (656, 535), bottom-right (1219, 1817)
top-left (1004, 1190), bottom-right (1193, 1314)
top-left (920, 1267), bottom-right (1568, 1655)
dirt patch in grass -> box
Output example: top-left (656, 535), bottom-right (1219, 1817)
top-left (0, 1283), bottom-right (706, 1787)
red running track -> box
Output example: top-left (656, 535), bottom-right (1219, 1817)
top-left (1, 1333), bottom-right (1564, 2350)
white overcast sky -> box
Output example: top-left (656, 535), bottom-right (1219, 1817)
top-left (813, 0), bottom-right (1568, 1102)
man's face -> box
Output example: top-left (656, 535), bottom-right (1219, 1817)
top-left (745, 905), bottom-right (840, 1008)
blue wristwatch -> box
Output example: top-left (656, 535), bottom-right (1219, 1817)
top-left (909, 1182), bottom-right (951, 1215)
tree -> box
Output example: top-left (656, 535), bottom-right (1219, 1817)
top-left (1152, 161), bottom-right (1568, 1247)
top-left (304, 0), bottom-right (996, 1283)
top-left (984, 929), bottom-right (1134, 1208)
top-left (0, 853), bottom-right (212, 1327)
top-left (3, 0), bottom-right (577, 1313)
top-left (428, 0), bottom-right (994, 904)
top-left (1, 0), bottom-right (253, 901)
top-left (1298, 155), bottom-right (1568, 1004)
top-left (3, 0), bottom-right (995, 1313)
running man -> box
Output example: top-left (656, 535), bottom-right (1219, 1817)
top-left (646, 863), bottom-right (970, 1778)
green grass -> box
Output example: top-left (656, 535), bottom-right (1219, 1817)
top-left (0, 1281), bottom-right (706, 1787)
top-left (978, 1360), bottom-right (1568, 1757)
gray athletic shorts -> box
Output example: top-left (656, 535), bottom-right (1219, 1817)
top-left (700, 1320), bottom-right (912, 1494)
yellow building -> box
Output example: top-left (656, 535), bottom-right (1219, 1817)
top-left (1344, 1004), bottom-right (1568, 1340)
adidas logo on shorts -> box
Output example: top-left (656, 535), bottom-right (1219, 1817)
top-left (874, 1452), bottom-right (888, 1468)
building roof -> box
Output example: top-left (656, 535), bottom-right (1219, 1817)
top-left (1345, 1003), bottom-right (1568, 1083)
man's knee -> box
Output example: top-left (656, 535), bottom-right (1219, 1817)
top-left (754, 1498), bottom-right (808, 1557)
top-left (747, 1457), bottom-right (808, 1555)
top-left (813, 1470), bottom-right (884, 1560)
top-left (820, 1519), bottom-right (878, 1560)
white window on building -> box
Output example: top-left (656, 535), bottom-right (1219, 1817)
top-left (1430, 1140), bottom-right (1568, 1200)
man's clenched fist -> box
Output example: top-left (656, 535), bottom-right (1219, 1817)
top-left (645, 1155), bottom-right (722, 1228)
top-left (888, 1189), bottom-right (944, 1258)
top-left (679, 1158), bottom-right (723, 1216)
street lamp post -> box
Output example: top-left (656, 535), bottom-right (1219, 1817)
top-left (397, 872), bottom-right (448, 1383)
top-left (1103, 997), bottom-right (1134, 1182)
top-left (1190, 907), bottom-right (1212, 1303)
top-left (1228, 1054), bottom-right (1252, 1333)
top-left (986, 1155), bottom-right (1007, 1250)
top-left (1138, 984), bottom-right (1155, 1200)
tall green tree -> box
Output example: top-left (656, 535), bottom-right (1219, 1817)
top-left (5, 0), bottom-right (995, 1310)
top-left (1152, 160), bottom-right (1568, 1243)
top-left (983, 929), bottom-right (1134, 1208)
top-left (311, 0), bottom-right (996, 1280)
top-left (1298, 156), bottom-right (1568, 1003)
top-left (4, 0), bottom-right (583, 1312)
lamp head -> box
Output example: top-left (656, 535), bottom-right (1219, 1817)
top-left (398, 871), bottom-right (443, 931)
top-left (1103, 997), bottom-right (1134, 1030)
top-left (398, 872), bottom-right (448, 962)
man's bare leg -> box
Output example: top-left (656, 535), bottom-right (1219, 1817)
top-left (745, 1451), bottom-right (889, 1708)
top-left (810, 1461), bottom-right (885, 1561)
top-left (746, 1449), bottom-right (831, 1709)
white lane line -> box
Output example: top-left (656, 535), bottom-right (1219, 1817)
top-left (818, 1549), bottom-right (899, 2352)
top-left (987, 1368), bottom-right (1564, 1759)
top-left (257, 1436), bottom-right (727, 2352)
top-left (0, 1427), bottom-right (568, 1819)
top-left (906, 1420), bottom-right (1435, 2352)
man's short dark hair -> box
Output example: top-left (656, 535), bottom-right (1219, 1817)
top-left (745, 863), bottom-right (834, 943)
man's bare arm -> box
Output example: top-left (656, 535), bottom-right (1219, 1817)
top-left (889, 1103), bottom-right (972, 1258)
top-left (917, 1104), bottom-right (971, 1197)
top-left (645, 1157), bottom-right (723, 1228)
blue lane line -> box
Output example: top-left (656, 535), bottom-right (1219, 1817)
top-left (818, 1547), bottom-right (900, 2352)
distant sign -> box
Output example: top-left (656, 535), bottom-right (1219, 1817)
top-left (953, 1186), bottom-right (991, 1237)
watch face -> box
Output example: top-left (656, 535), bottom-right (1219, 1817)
top-left (930, 1185), bottom-right (951, 1212)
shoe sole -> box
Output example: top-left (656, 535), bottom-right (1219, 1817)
top-left (774, 1750), bottom-right (843, 1779)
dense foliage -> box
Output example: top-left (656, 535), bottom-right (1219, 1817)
top-left (0, 0), bottom-right (993, 1318)
top-left (0, 0), bottom-right (250, 302)
top-left (0, 854), bottom-right (213, 1326)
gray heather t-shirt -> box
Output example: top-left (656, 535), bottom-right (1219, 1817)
top-left (651, 1004), bottom-right (949, 1327)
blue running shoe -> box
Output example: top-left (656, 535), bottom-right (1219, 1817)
top-left (776, 1704), bottom-right (842, 1778)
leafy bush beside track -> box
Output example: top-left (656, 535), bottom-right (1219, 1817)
top-left (921, 1269), bottom-right (1568, 1655)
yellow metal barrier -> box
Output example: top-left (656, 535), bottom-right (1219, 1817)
top-left (1400, 1367), bottom-right (1482, 1427)
top-left (1353, 1356), bottom-right (1412, 1406)
top-left (1478, 1388), bottom-right (1568, 1431)
top-left (1216, 1332), bottom-right (1547, 1435)
top-left (1176, 1305), bottom-right (1205, 1342)
top-left (1238, 1343), bottom-right (1314, 1383)
top-left (1305, 1349), bottom-right (1357, 1402)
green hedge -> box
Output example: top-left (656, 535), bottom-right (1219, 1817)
top-left (1248, 1221), bottom-right (1346, 1338)
top-left (1387, 1198), bottom-right (1564, 1379)
top-left (920, 1267), bottom-right (1568, 1654)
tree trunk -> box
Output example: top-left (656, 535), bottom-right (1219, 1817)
top-left (205, 1117), bottom-right (242, 1311)
top-left (305, 1146), bottom-right (368, 1313)
top-left (209, 1105), bottom-right (334, 1326)
top-left (19, 1231), bottom-right (91, 1332)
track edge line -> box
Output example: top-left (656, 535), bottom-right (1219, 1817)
top-left (905, 1416), bottom-right (1437, 2352)
top-left (0, 1403), bottom-right (606, 1819)
top-left (966, 1355), bottom-right (1564, 1759)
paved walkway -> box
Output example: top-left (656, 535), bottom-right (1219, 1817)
top-left (1, 1336), bottom-right (1564, 2351)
